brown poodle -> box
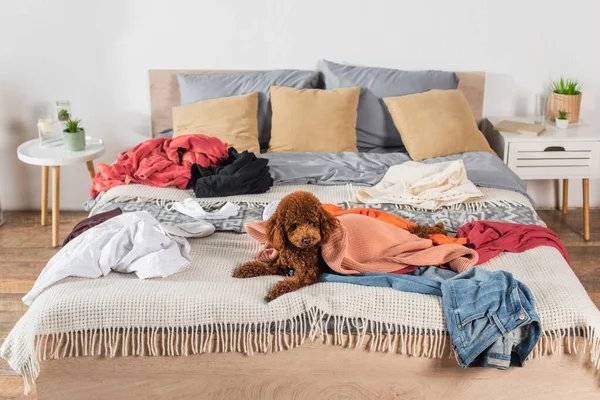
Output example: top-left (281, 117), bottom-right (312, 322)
top-left (233, 191), bottom-right (338, 302)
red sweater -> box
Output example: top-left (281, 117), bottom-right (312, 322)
top-left (456, 220), bottom-right (569, 265)
top-left (90, 134), bottom-right (228, 198)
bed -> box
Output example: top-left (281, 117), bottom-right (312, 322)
top-left (2, 70), bottom-right (600, 400)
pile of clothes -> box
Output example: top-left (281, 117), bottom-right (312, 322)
top-left (25, 197), bottom-right (251, 303)
top-left (250, 205), bottom-right (567, 276)
top-left (355, 159), bottom-right (483, 209)
top-left (90, 134), bottom-right (273, 199)
top-left (189, 148), bottom-right (273, 197)
top-left (251, 201), bottom-right (569, 370)
top-left (24, 210), bottom-right (192, 305)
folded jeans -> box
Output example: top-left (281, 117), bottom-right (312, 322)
top-left (320, 267), bottom-right (541, 369)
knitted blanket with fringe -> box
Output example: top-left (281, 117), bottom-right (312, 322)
top-left (2, 184), bottom-right (599, 394)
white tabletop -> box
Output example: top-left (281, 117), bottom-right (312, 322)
top-left (17, 136), bottom-right (105, 166)
top-left (487, 117), bottom-right (600, 142)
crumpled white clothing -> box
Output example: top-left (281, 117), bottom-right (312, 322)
top-left (22, 211), bottom-right (192, 305)
top-left (262, 200), bottom-right (280, 220)
top-left (161, 221), bottom-right (216, 238)
top-left (356, 159), bottom-right (483, 210)
top-left (165, 199), bottom-right (240, 220)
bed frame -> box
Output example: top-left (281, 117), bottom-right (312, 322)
top-left (33, 70), bottom-right (600, 399)
top-left (36, 336), bottom-right (598, 399)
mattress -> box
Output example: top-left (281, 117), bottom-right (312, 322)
top-left (2, 152), bottom-right (600, 394)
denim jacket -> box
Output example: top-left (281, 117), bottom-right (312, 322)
top-left (321, 267), bottom-right (542, 369)
top-left (442, 268), bottom-right (541, 369)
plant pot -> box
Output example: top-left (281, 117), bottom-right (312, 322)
top-left (548, 93), bottom-right (581, 122)
top-left (555, 118), bottom-right (569, 129)
top-left (63, 129), bottom-right (86, 151)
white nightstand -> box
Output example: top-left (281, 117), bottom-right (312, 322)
top-left (17, 136), bottom-right (105, 247)
top-left (486, 117), bottom-right (600, 240)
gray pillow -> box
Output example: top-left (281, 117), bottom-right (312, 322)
top-left (321, 60), bottom-right (459, 150)
top-left (177, 70), bottom-right (320, 150)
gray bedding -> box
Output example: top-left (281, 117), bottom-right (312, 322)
top-left (258, 151), bottom-right (531, 204)
top-left (90, 150), bottom-right (539, 232)
top-left (85, 151), bottom-right (531, 212)
top-left (93, 199), bottom-right (544, 235)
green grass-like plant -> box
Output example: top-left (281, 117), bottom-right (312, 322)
top-left (557, 110), bottom-right (568, 120)
top-left (551, 77), bottom-right (582, 95)
top-left (64, 118), bottom-right (83, 133)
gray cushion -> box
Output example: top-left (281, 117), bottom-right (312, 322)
top-left (177, 70), bottom-right (320, 150)
top-left (321, 60), bottom-right (459, 150)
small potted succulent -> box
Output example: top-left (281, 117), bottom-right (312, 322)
top-left (548, 77), bottom-right (582, 122)
top-left (555, 110), bottom-right (569, 129)
top-left (62, 118), bottom-right (86, 151)
top-left (57, 108), bottom-right (70, 122)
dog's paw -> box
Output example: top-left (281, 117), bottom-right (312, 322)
top-left (232, 265), bottom-right (249, 278)
top-left (266, 290), bottom-right (280, 302)
top-left (266, 286), bottom-right (287, 302)
top-left (266, 280), bottom-right (296, 302)
top-left (233, 261), bottom-right (270, 278)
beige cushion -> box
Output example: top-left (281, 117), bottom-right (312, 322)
top-left (172, 92), bottom-right (260, 153)
top-left (268, 85), bottom-right (360, 152)
top-left (383, 89), bottom-right (494, 161)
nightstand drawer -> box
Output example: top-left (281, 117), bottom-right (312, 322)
top-left (507, 141), bottom-right (600, 179)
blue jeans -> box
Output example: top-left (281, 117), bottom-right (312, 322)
top-left (320, 267), bottom-right (541, 369)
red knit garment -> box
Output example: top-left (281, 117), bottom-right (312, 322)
top-left (456, 220), bottom-right (569, 265)
top-left (90, 134), bottom-right (229, 198)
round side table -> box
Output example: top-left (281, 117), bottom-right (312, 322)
top-left (17, 136), bottom-right (105, 247)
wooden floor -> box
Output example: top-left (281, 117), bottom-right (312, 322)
top-left (0, 209), bottom-right (598, 400)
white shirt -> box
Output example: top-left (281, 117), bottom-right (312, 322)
top-left (23, 211), bottom-right (191, 305)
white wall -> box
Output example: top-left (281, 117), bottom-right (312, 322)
top-left (1, 0), bottom-right (599, 210)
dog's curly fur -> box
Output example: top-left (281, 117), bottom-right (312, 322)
top-left (232, 191), bottom-right (338, 301)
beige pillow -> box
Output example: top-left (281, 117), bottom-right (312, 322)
top-left (172, 92), bottom-right (260, 153)
top-left (269, 85), bottom-right (360, 152)
top-left (383, 89), bottom-right (494, 161)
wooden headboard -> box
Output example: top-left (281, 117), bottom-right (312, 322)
top-left (148, 70), bottom-right (485, 137)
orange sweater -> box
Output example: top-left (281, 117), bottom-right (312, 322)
top-left (322, 204), bottom-right (466, 246)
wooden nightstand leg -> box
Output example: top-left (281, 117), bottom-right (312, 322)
top-left (583, 178), bottom-right (590, 241)
top-left (41, 166), bottom-right (49, 226)
top-left (562, 179), bottom-right (569, 215)
top-left (52, 166), bottom-right (60, 247)
top-left (86, 160), bottom-right (96, 182)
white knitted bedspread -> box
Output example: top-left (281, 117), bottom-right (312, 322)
top-left (2, 185), bottom-right (599, 394)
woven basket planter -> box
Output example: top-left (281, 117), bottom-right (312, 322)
top-left (548, 93), bottom-right (581, 122)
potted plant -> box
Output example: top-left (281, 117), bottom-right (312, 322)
top-left (555, 110), bottom-right (569, 129)
top-left (62, 118), bottom-right (86, 151)
top-left (548, 77), bottom-right (582, 122)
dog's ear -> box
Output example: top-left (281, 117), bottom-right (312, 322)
top-left (318, 207), bottom-right (339, 243)
top-left (266, 209), bottom-right (286, 250)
